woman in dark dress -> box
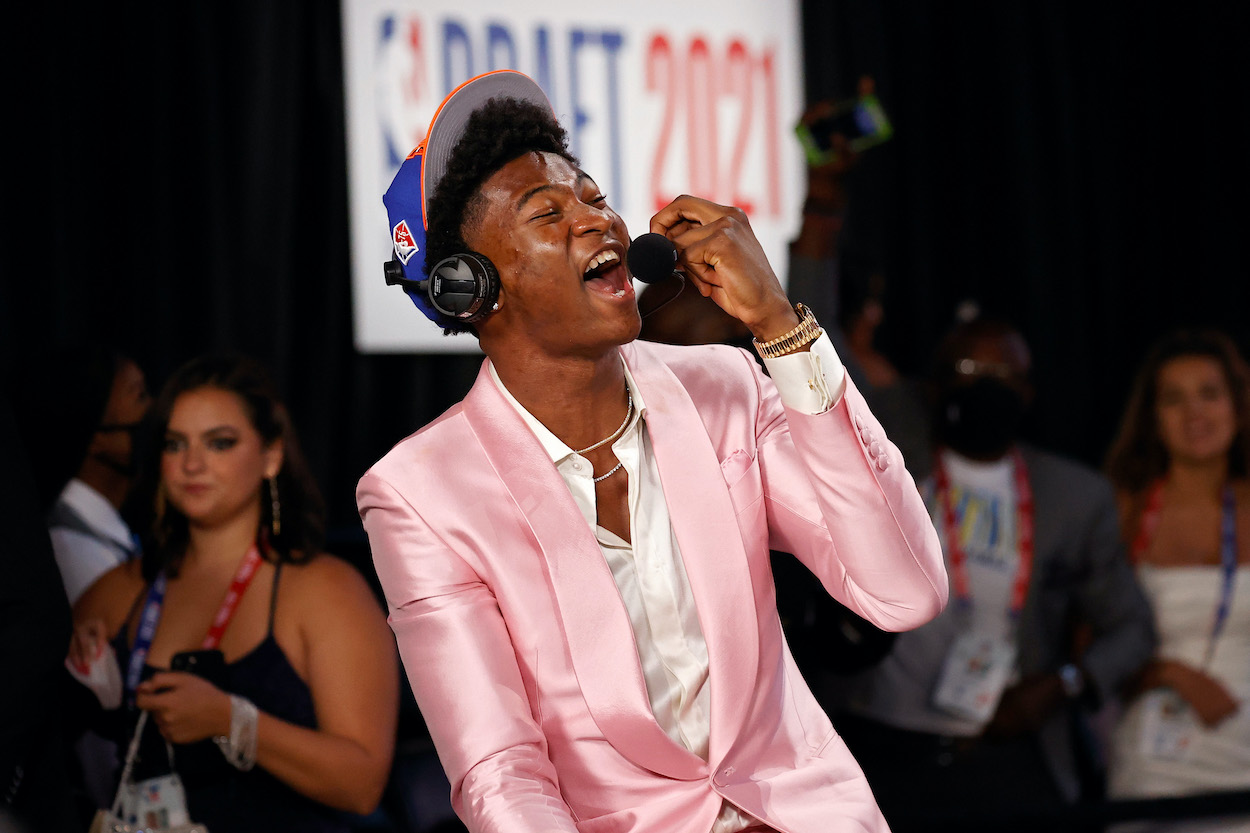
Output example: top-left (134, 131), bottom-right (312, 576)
top-left (70, 355), bottom-right (398, 831)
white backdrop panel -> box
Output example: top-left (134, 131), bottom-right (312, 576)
top-left (343, 0), bottom-right (805, 353)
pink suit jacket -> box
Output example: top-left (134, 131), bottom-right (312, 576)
top-left (357, 339), bottom-right (947, 833)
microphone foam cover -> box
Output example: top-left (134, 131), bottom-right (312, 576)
top-left (627, 233), bottom-right (678, 284)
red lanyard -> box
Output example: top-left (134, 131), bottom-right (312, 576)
top-left (201, 544), bottom-right (264, 649)
top-left (933, 449), bottom-right (1034, 617)
top-left (1130, 481), bottom-right (1165, 564)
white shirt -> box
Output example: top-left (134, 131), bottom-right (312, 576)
top-left (934, 449), bottom-right (1021, 641)
top-left (841, 449), bottom-right (1022, 737)
top-left (491, 334), bottom-right (844, 832)
top-left (49, 478), bottom-right (137, 605)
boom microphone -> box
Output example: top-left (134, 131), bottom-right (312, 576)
top-left (627, 233), bottom-right (679, 284)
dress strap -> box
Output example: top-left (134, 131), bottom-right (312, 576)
top-left (268, 563), bottom-right (283, 636)
top-left (122, 584), bottom-right (148, 636)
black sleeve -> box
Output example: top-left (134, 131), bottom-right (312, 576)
top-left (772, 550), bottom-right (898, 676)
top-left (0, 390), bottom-right (80, 832)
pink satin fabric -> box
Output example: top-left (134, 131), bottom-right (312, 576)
top-left (358, 339), bottom-right (946, 833)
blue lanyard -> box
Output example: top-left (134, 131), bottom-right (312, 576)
top-left (1205, 486), bottom-right (1239, 666)
top-left (125, 573), bottom-right (167, 701)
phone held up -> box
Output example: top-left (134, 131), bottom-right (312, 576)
top-left (170, 649), bottom-right (227, 689)
top-left (795, 93), bottom-right (893, 167)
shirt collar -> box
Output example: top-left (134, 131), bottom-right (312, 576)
top-left (57, 477), bottom-right (134, 550)
top-left (488, 355), bottom-right (648, 466)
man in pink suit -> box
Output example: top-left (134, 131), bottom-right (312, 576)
top-left (357, 70), bottom-right (947, 833)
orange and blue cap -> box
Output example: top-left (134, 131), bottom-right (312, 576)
top-left (382, 70), bottom-right (552, 322)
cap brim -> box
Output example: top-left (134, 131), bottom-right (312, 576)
top-left (422, 70), bottom-right (552, 227)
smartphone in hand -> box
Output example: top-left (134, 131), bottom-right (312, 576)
top-left (170, 649), bottom-right (227, 688)
top-left (795, 93), bottom-right (893, 167)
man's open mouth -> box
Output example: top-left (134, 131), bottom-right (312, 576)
top-left (583, 249), bottom-right (631, 297)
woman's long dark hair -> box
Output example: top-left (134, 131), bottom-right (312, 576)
top-left (132, 354), bottom-right (325, 580)
top-left (1105, 329), bottom-right (1250, 495)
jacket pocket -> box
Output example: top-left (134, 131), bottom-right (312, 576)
top-left (721, 449), bottom-right (763, 515)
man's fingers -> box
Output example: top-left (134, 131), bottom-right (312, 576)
top-left (649, 195), bottom-right (733, 236)
top-left (669, 215), bottom-right (739, 275)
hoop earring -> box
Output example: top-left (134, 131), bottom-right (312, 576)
top-left (268, 476), bottom-right (282, 539)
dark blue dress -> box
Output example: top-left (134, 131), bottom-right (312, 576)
top-left (109, 565), bottom-right (349, 833)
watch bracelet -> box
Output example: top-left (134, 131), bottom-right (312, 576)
top-left (753, 303), bottom-right (823, 359)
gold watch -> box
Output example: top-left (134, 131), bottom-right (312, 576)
top-left (752, 303), bottom-right (823, 359)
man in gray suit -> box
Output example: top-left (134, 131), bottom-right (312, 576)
top-left (828, 315), bottom-right (1155, 832)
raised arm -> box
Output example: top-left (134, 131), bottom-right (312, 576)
top-left (742, 344), bottom-right (947, 631)
top-left (651, 194), bottom-right (946, 632)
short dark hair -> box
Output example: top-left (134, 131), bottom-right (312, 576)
top-left (10, 342), bottom-right (127, 513)
top-left (134, 354), bottom-right (325, 579)
top-left (930, 314), bottom-right (1031, 387)
top-left (423, 97), bottom-right (577, 334)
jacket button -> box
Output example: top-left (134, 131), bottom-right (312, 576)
top-left (854, 414), bottom-right (864, 432)
top-left (876, 456), bottom-right (890, 472)
top-left (869, 441), bottom-right (883, 459)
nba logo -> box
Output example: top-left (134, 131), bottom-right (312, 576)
top-left (393, 220), bottom-right (419, 264)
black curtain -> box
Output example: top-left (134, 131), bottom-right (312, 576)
top-left (5, 1), bottom-right (1249, 543)
top-left (6, 1), bottom-right (482, 551)
top-left (802, 1), bottom-right (1250, 464)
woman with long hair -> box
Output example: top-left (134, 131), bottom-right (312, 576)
top-left (70, 354), bottom-right (397, 832)
top-left (1104, 329), bottom-right (1250, 830)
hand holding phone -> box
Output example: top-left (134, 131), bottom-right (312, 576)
top-left (795, 77), bottom-right (893, 167)
top-left (170, 649), bottom-right (227, 689)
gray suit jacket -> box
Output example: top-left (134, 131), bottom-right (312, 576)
top-left (1015, 445), bottom-right (1156, 799)
top-left (829, 444), bottom-right (1155, 801)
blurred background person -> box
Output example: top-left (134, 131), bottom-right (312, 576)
top-left (47, 346), bottom-right (151, 606)
top-left (1, 382), bottom-right (78, 833)
top-left (8, 343), bottom-right (150, 825)
top-left (785, 81), bottom-right (931, 478)
top-left (70, 354), bottom-right (398, 832)
top-left (636, 278), bottom-right (751, 351)
top-left (1104, 329), bottom-right (1250, 832)
top-left (828, 314), bottom-right (1155, 832)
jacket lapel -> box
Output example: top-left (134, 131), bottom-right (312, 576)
top-left (462, 359), bottom-right (706, 780)
top-left (622, 343), bottom-right (761, 764)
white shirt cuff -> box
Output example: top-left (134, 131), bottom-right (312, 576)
top-left (760, 332), bottom-right (846, 415)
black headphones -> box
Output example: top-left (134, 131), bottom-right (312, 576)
top-left (384, 252), bottom-right (501, 324)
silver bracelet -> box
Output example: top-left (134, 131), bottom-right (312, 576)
top-left (213, 694), bottom-right (259, 771)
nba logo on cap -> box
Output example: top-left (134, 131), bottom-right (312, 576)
top-left (392, 219), bottom-right (419, 265)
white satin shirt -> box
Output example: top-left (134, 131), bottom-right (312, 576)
top-left (490, 335), bottom-right (845, 832)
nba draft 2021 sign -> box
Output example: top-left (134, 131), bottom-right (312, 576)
top-left (344, 0), bottom-right (804, 352)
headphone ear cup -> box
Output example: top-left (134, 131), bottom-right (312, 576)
top-left (427, 252), bottom-right (500, 324)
